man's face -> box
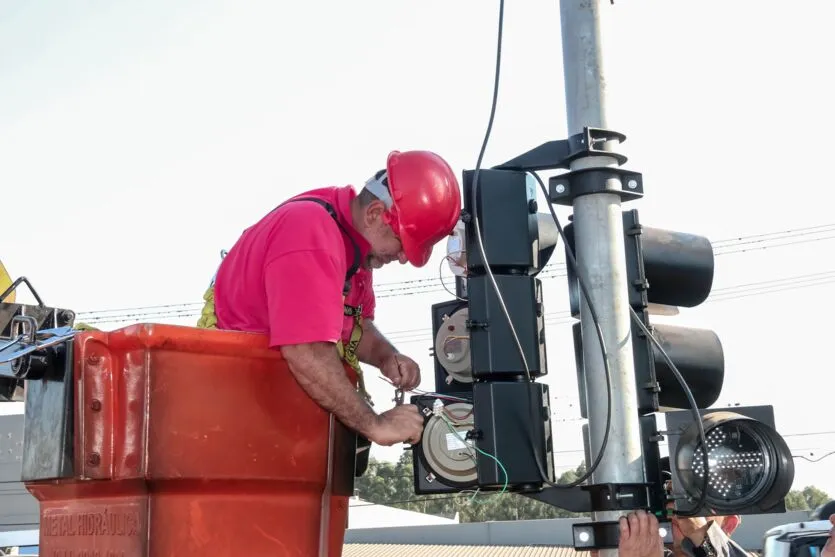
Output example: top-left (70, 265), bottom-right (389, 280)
top-left (361, 200), bottom-right (407, 269)
top-left (666, 499), bottom-right (740, 556)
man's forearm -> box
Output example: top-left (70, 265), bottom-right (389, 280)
top-left (356, 319), bottom-right (397, 368)
top-left (281, 342), bottom-right (378, 437)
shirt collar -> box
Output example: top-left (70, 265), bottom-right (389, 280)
top-left (334, 186), bottom-right (372, 262)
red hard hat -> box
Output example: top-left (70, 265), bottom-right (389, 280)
top-left (383, 150), bottom-right (462, 268)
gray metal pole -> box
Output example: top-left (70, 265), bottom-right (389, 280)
top-left (559, 0), bottom-right (645, 547)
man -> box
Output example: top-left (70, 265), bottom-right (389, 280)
top-left (667, 508), bottom-right (746, 557)
top-left (197, 149), bottom-right (462, 448)
top-left (823, 513), bottom-right (835, 557)
top-left (660, 457), bottom-right (750, 557)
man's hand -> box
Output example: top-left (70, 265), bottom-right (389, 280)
top-left (356, 320), bottom-right (421, 388)
top-left (618, 510), bottom-right (663, 557)
top-left (380, 353), bottom-right (421, 391)
top-left (367, 404), bottom-right (424, 446)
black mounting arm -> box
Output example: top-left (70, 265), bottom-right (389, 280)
top-left (491, 127), bottom-right (644, 207)
top-left (522, 481), bottom-right (655, 514)
top-left (522, 483), bottom-right (672, 551)
top-left (518, 404), bottom-right (668, 551)
top-left (493, 127), bottom-right (628, 171)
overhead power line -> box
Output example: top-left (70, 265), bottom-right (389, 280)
top-left (75, 268), bottom-right (835, 347)
top-left (75, 223), bottom-right (835, 324)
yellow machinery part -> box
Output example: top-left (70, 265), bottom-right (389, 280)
top-left (0, 259), bottom-right (15, 303)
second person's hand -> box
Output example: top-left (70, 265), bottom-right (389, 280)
top-left (618, 510), bottom-right (663, 557)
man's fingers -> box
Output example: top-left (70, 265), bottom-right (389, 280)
top-left (617, 510), bottom-right (665, 555)
top-left (638, 510), bottom-right (650, 536)
top-left (400, 367), bottom-right (419, 391)
top-left (647, 513), bottom-right (659, 536)
top-left (404, 406), bottom-right (424, 445)
top-left (401, 404), bottom-right (424, 426)
top-left (628, 512), bottom-right (641, 538)
top-left (391, 355), bottom-right (421, 391)
top-left (646, 513), bottom-right (662, 552)
top-left (619, 516), bottom-right (631, 543)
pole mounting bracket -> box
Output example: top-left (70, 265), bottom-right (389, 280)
top-left (493, 127), bottom-right (628, 172)
top-left (521, 481), bottom-right (654, 513)
top-left (490, 127), bottom-right (643, 205)
top-left (573, 518), bottom-right (673, 551)
top-left (584, 482), bottom-right (652, 511)
top-left (548, 166), bottom-right (644, 206)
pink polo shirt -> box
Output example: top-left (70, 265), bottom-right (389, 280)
top-left (213, 186), bottom-right (376, 349)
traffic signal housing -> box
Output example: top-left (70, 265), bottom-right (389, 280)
top-left (430, 298), bottom-right (471, 396)
top-left (417, 128), bottom-right (794, 547)
top-left (563, 209), bottom-right (725, 416)
top-left (563, 208), bottom-right (794, 517)
top-left (663, 405), bottom-right (795, 516)
top-left (414, 168), bottom-right (559, 496)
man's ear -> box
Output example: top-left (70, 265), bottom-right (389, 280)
top-left (364, 200), bottom-right (387, 226)
top-left (720, 515), bottom-right (741, 536)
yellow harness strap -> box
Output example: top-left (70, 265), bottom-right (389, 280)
top-left (339, 303), bottom-right (371, 404)
top-left (196, 285), bottom-right (218, 329)
top-left (197, 285), bottom-right (372, 405)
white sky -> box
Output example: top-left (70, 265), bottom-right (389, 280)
top-left (2, 0), bottom-right (834, 502)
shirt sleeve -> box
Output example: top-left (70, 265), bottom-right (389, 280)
top-left (262, 206), bottom-right (347, 348)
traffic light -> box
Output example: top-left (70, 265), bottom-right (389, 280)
top-left (562, 209), bottom-right (724, 417)
top-left (663, 405), bottom-right (795, 516)
top-left (562, 208), bottom-right (794, 517)
top-left (413, 126), bottom-right (794, 543)
top-left (413, 169), bottom-right (559, 496)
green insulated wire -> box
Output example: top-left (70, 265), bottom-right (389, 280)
top-left (439, 414), bottom-right (509, 495)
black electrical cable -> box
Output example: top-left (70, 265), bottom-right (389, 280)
top-left (532, 169), bottom-right (712, 512)
top-left (467, 1), bottom-right (720, 515)
top-left (530, 171), bottom-right (612, 488)
top-left (465, 0), bottom-right (613, 490)
top-left (535, 165), bottom-right (711, 510)
top-left (628, 307), bottom-right (711, 517)
top-left (467, 0), bottom-right (533, 383)
top-left (465, 0), bottom-right (709, 504)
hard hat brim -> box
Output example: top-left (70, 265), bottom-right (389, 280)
top-left (400, 229), bottom-right (433, 268)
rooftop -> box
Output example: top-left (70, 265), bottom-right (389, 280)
top-left (343, 544), bottom-right (581, 557)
